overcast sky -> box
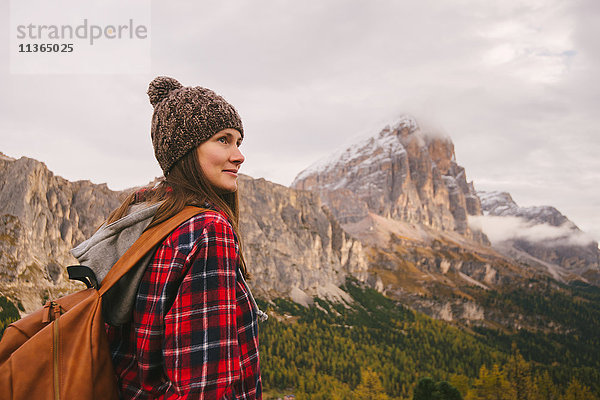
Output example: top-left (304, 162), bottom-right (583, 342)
top-left (1, 0), bottom-right (599, 242)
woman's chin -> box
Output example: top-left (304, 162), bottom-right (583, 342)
top-left (215, 182), bottom-right (238, 194)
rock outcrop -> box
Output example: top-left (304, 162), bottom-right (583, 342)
top-left (0, 154), bottom-right (369, 312)
top-left (238, 176), bottom-right (368, 303)
top-left (0, 154), bottom-right (123, 312)
top-left (1, 132), bottom-right (597, 330)
top-left (291, 116), bottom-right (487, 243)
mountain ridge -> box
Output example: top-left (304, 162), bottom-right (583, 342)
top-left (292, 116), bottom-right (486, 243)
top-left (0, 116), bottom-right (598, 325)
top-left (291, 116), bottom-right (599, 288)
top-left (2, 121), bottom-right (599, 398)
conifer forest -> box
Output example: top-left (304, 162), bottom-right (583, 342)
top-left (257, 279), bottom-right (600, 399)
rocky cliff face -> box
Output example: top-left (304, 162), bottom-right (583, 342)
top-left (1, 141), bottom-right (597, 331)
top-left (0, 153), bottom-right (369, 312)
top-left (0, 150), bottom-right (505, 327)
top-left (238, 176), bottom-right (369, 304)
top-left (291, 116), bottom-right (486, 243)
top-left (0, 153), bottom-right (123, 312)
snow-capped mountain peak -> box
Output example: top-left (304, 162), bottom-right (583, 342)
top-left (292, 115), bottom-right (485, 242)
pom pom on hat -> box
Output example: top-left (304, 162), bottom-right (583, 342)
top-left (147, 76), bottom-right (183, 107)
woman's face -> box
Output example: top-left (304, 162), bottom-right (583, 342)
top-left (196, 128), bottom-right (245, 192)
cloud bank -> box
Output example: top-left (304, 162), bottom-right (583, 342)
top-left (469, 215), bottom-right (596, 247)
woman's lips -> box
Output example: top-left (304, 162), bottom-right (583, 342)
top-left (223, 169), bottom-right (238, 176)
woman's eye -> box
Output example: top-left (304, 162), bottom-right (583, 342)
top-left (218, 136), bottom-right (228, 144)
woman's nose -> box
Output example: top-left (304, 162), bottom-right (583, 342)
top-left (231, 146), bottom-right (245, 165)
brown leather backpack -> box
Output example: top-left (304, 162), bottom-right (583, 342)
top-left (0, 206), bottom-right (205, 400)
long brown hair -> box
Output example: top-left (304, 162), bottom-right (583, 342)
top-left (104, 149), bottom-right (249, 278)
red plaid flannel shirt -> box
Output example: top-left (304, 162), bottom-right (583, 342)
top-left (106, 210), bottom-right (262, 399)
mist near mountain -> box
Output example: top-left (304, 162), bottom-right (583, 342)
top-left (469, 215), bottom-right (596, 247)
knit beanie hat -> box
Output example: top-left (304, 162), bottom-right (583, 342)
top-left (147, 76), bottom-right (244, 174)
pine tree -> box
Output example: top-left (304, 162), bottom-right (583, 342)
top-left (468, 364), bottom-right (513, 400)
top-left (449, 374), bottom-right (470, 398)
top-left (413, 377), bottom-right (437, 400)
top-left (562, 378), bottom-right (595, 400)
top-left (505, 343), bottom-right (534, 400)
top-left (436, 381), bottom-right (463, 400)
top-left (353, 369), bottom-right (389, 400)
top-left (413, 377), bottom-right (462, 400)
top-left (531, 371), bottom-right (560, 400)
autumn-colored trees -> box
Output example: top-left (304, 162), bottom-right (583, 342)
top-left (258, 280), bottom-right (600, 399)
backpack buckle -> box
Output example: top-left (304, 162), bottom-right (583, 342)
top-left (67, 265), bottom-right (99, 290)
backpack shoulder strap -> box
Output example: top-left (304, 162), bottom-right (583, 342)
top-left (98, 206), bottom-right (207, 296)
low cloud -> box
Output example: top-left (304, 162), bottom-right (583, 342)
top-left (469, 215), bottom-right (596, 247)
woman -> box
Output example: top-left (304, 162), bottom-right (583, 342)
top-left (70, 76), bottom-right (265, 399)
